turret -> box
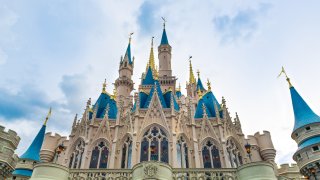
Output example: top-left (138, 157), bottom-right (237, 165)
top-left (114, 34), bottom-right (134, 101)
top-left (12, 108), bottom-right (51, 179)
top-left (279, 67), bottom-right (320, 178)
top-left (158, 20), bottom-right (172, 77)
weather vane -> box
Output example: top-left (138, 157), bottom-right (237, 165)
top-left (189, 56), bottom-right (192, 61)
top-left (161, 17), bottom-right (166, 28)
top-left (129, 32), bottom-right (134, 43)
top-left (278, 66), bottom-right (292, 87)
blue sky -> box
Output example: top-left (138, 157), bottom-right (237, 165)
top-left (1, 0), bottom-right (320, 165)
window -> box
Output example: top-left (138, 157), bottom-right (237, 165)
top-left (201, 140), bottom-right (221, 168)
top-left (69, 140), bottom-right (85, 169)
top-left (306, 126), bottom-right (311, 131)
top-left (226, 139), bottom-right (243, 168)
top-left (121, 137), bottom-right (133, 168)
top-left (140, 127), bottom-right (169, 163)
top-left (177, 136), bottom-right (189, 168)
top-left (296, 154), bottom-right (301, 159)
top-left (312, 146), bottom-right (319, 152)
top-left (89, 141), bottom-right (109, 169)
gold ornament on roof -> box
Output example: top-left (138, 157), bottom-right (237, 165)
top-left (278, 66), bottom-right (293, 88)
top-left (44, 107), bottom-right (52, 126)
top-left (207, 79), bottom-right (211, 91)
top-left (129, 32), bottom-right (134, 43)
top-left (102, 79), bottom-right (107, 94)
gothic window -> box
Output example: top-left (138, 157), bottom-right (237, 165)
top-left (201, 140), bottom-right (221, 168)
top-left (89, 141), bottom-right (110, 169)
top-left (121, 137), bottom-right (133, 168)
top-left (176, 136), bottom-right (189, 168)
top-left (140, 127), bottom-right (169, 163)
top-left (69, 140), bottom-right (85, 169)
top-left (226, 139), bottom-right (243, 168)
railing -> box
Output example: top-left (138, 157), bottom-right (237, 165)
top-left (69, 169), bottom-right (132, 180)
top-left (172, 168), bottom-right (237, 180)
top-left (69, 168), bottom-right (238, 180)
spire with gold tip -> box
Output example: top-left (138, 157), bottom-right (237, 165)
top-left (279, 66), bottom-right (320, 132)
top-left (189, 56), bottom-right (196, 84)
top-left (196, 69), bottom-right (206, 91)
top-left (207, 79), bottom-right (211, 91)
top-left (148, 37), bottom-right (156, 72)
top-left (102, 79), bottom-right (107, 94)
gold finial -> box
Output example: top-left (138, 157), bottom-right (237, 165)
top-left (129, 32), bottom-right (134, 43)
top-left (161, 17), bottom-right (166, 29)
top-left (278, 66), bottom-right (293, 88)
top-left (102, 79), bottom-right (107, 94)
top-left (197, 69), bottom-right (200, 78)
top-left (149, 37), bottom-right (156, 72)
top-left (177, 83), bottom-right (181, 91)
top-left (207, 79), bottom-right (211, 90)
top-left (197, 88), bottom-right (202, 98)
top-left (44, 107), bottom-right (52, 126)
top-left (189, 56), bottom-right (196, 84)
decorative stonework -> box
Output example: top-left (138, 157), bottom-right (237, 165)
top-left (144, 164), bottom-right (158, 177)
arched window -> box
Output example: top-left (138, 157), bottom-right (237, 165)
top-left (177, 136), bottom-right (189, 168)
top-left (69, 140), bottom-right (85, 169)
top-left (226, 139), bottom-right (243, 168)
top-left (201, 140), bottom-right (221, 168)
top-left (140, 127), bottom-right (168, 163)
top-left (121, 137), bottom-right (133, 168)
top-left (89, 141), bottom-right (110, 169)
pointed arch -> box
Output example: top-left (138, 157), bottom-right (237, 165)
top-left (200, 137), bottom-right (222, 168)
top-left (225, 136), bottom-right (245, 168)
top-left (88, 138), bottom-right (111, 169)
top-left (68, 137), bottom-right (85, 169)
top-left (176, 134), bottom-right (191, 168)
top-left (120, 134), bottom-right (133, 169)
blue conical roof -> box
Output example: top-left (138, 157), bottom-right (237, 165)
top-left (93, 93), bottom-right (117, 120)
top-left (160, 29), bottom-right (169, 45)
top-left (142, 67), bottom-right (155, 85)
top-left (124, 42), bottom-right (133, 64)
top-left (290, 86), bottom-right (320, 131)
top-left (197, 77), bottom-right (206, 91)
top-left (194, 91), bottom-right (221, 119)
top-left (20, 125), bottom-right (46, 161)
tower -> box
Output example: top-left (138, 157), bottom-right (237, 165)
top-left (12, 109), bottom-right (51, 179)
top-left (114, 34), bottom-right (134, 103)
top-left (280, 68), bottom-right (320, 179)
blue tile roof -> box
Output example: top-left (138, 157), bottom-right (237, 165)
top-left (163, 91), bottom-right (180, 111)
top-left (194, 91), bottom-right (221, 119)
top-left (20, 125), bottom-right (46, 162)
top-left (160, 29), bottom-right (169, 45)
top-left (93, 93), bottom-right (117, 120)
top-left (197, 78), bottom-right (206, 91)
top-left (298, 136), bottom-right (320, 151)
top-left (142, 67), bottom-right (155, 85)
top-left (12, 169), bottom-right (33, 177)
top-left (290, 87), bottom-right (320, 132)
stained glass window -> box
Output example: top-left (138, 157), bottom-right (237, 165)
top-left (99, 147), bottom-right (109, 168)
top-left (161, 138), bottom-right (169, 163)
top-left (140, 138), bottom-right (149, 162)
top-left (202, 140), bottom-right (221, 168)
top-left (88, 141), bottom-right (109, 169)
top-left (140, 127), bottom-right (168, 163)
top-left (177, 136), bottom-right (189, 168)
top-left (89, 147), bottom-right (99, 168)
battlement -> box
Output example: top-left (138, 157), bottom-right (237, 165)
top-left (0, 125), bottom-right (21, 146)
top-left (278, 163), bottom-right (299, 173)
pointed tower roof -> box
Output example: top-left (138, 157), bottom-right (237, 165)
top-left (290, 86), bottom-right (320, 131)
top-left (19, 108), bottom-right (51, 161)
top-left (189, 58), bottom-right (196, 84)
top-left (93, 80), bottom-right (117, 119)
top-left (196, 70), bottom-right (206, 91)
top-left (279, 67), bottom-right (320, 132)
top-left (160, 18), bottom-right (169, 45)
top-left (123, 33), bottom-right (133, 64)
top-left (149, 37), bottom-right (156, 71)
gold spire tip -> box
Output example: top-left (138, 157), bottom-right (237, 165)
top-left (44, 107), bottom-right (52, 126)
top-left (151, 36), bottom-right (154, 47)
top-left (197, 70), bottom-right (200, 78)
top-left (207, 79), bottom-right (211, 90)
top-left (102, 79), bottom-right (107, 93)
top-left (161, 17), bottom-right (166, 29)
top-left (278, 66), bottom-right (293, 88)
top-left (129, 32), bottom-right (134, 43)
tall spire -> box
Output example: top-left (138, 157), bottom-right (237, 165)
top-left (196, 69), bottom-right (206, 91)
top-left (160, 17), bottom-right (169, 45)
top-left (148, 37), bottom-right (156, 71)
top-left (43, 107), bottom-right (52, 126)
top-left (102, 79), bottom-right (107, 94)
top-left (189, 56), bottom-right (196, 84)
top-left (124, 32), bottom-right (133, 64)
top-left (279, 67), bottom-right (320, 131)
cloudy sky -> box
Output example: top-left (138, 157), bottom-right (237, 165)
top-left (1, 0), bottom-right (320, 165)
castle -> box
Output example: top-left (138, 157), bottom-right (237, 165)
top-left (2, 23), bottom-right (316, 180)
